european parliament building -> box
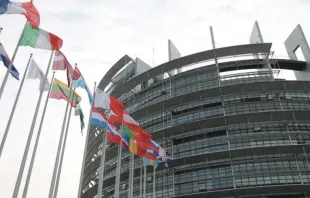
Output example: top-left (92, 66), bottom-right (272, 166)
top-left (79, 22), bottom-right (310, 198)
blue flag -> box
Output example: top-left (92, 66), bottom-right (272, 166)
top-left (0, 43), bottom-right (19, 80)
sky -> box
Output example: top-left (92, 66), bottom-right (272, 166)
top-left (0, 0), bottom-right (309, 197)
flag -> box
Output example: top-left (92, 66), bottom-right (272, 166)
top-left (143, 157), bottom-right (158, 168)
top-left (123, 137), bottom-right (156, 158)
top-left (123, 124), bottom-right (152, 143)
top-left (151, 140), bottom-right (160, 152)
top-left (109, 110), bottom-right (152, 143)
top-left (52, 50), bottom-right (74, 86)
top-left (129, 139), bottom-right (145, 157)
top-left (94, 89), bottom-right (124, 114)
top-left (156, 148), bottom-right (172, 168)
top-left (0, 42), bottom-right (19, 80)
top-left (75, 104), bottom-right (85, 134)
top-left (90, 107), bottom-right (107, 128)
top-left (19, 23), bottom-right (63, 50)
top-left (50, 78), bottom-right (81, 107)
top-left (107, 123), bottom-right (130, 150)
top-left (72, 67), bottom-right (93, 104)
top-left (26, 59), bottom-right (50, 92)
top-left (0, 0), bottom-right (40, 28)
top-left (109, 110), bottom-right (122, 124)
top-left (144, 149), bottom-right (159, 160)
top-left (107, 123), bottom-right (121, 144)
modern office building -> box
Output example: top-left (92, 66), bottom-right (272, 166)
top-left (79, 22), bottom-right (310, 198)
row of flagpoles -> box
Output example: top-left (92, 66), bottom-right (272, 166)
top-left (0, 1), bottom-right (172, 198)
top-left (0, 1), bottom-right (93, 198)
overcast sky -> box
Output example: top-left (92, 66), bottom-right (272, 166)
top-left (0, 0), bottom-right (309, 197)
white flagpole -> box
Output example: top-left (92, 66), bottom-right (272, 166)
top-left (48, 64), bottom-right (76, 198)
top-left (0, 53), bottom-right (32, 157)
top-left (22, 71), bottom-right (55, 198)
top-left (127, 153), bottom-right (132, 198)
top-left (139, 166), bottom-right (143, 198)
top-left (143, 166), bottom-right (147, 197)
top-left (12, 50), bottom-right (55, 198)
top-left (130, 153), bottom-right (135, 197)
top-left (77, 82), bottom-right (96, 198)
top-left (53, 96), bottom-right (74, 198)
top-left (153, 166), bottom-right (156, 198)
top-left (97, 130), bottom-right (108, 198)
top-left (114, 138), bottom-right (123, 198)
top-left (0, 22), bottom-right (27, 100)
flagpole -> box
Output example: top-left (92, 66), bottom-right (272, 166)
top-left (53, 96), bottom-right (74, 198)
top-left (114, 137), bottom-right (123, 198)
top-left (12, 50), bottom-right (54, 198)
top-left (0, 22), bottom-right (27, 100)
top-left (0, 53), bottom-right (32, 157)
top-left (130, 153), bottom-right (135, 197)
top-left (97, 126), bottom-right (108, 198)
top-left (139, 166), bottom-right (143, 198)
top-left (77, 82), bottom-right (96, 198)
top-left (48, 64), bottom-right (76, 198)
top-left (143, 166), bottom-right (147, 197)
top-left (153, 165), bottom-right (156, 198)
top-left (127, 153), bottom-right (132, 198)
top-left (22, 71), bottom-right (55, 198)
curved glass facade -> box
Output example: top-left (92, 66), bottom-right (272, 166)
top-left (80, 45), bottom-right (310, 198)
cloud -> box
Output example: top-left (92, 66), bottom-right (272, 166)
top-left (50, 10), bottom-right (91, 22)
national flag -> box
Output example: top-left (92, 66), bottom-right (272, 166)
top-left (72, 67), bottom-right (93, 104)
top-left (144, 149), bottom-right (158, 161)
top-left (52, 50), bottom-right (74, 86)
top-left (94, 88), bottom-right (124, 114)
top-left (123, 124), bottom-right (152, 143)
top-left (19, 23), bottom-right (63, 50)
top-left (129, 138), bottom-right (146, 157)
top-left (26, 59), bottom-right (50, 92)
top-left (90, 107), bottom-right (107, 128)
top-left (156, 148), bottom-right (172, 168)
top-left (143, 157), bottom-right (158, 168)
top-left (151, 140), bottom-right (160, 152)
top-left (109, 110), bottom-right (122, 124)
top-left (123, 137), bottom-right (157, 159)
top-left (106, 110), bottom-right (152, 143)
top-left (122, 136), bottom-right (145, 157)
top-left (0, 42), bottom-right (19, 80)
top-left (106, 123), bottom-right (121, 144)
top-left (75, 104), bottom-right (85, 134)
top-left (0, 0), bottom-right (40, 28)
top-left (50, 78), bottom-right (81, 107)
top-left (106, 124), bottom-right (129, 150)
